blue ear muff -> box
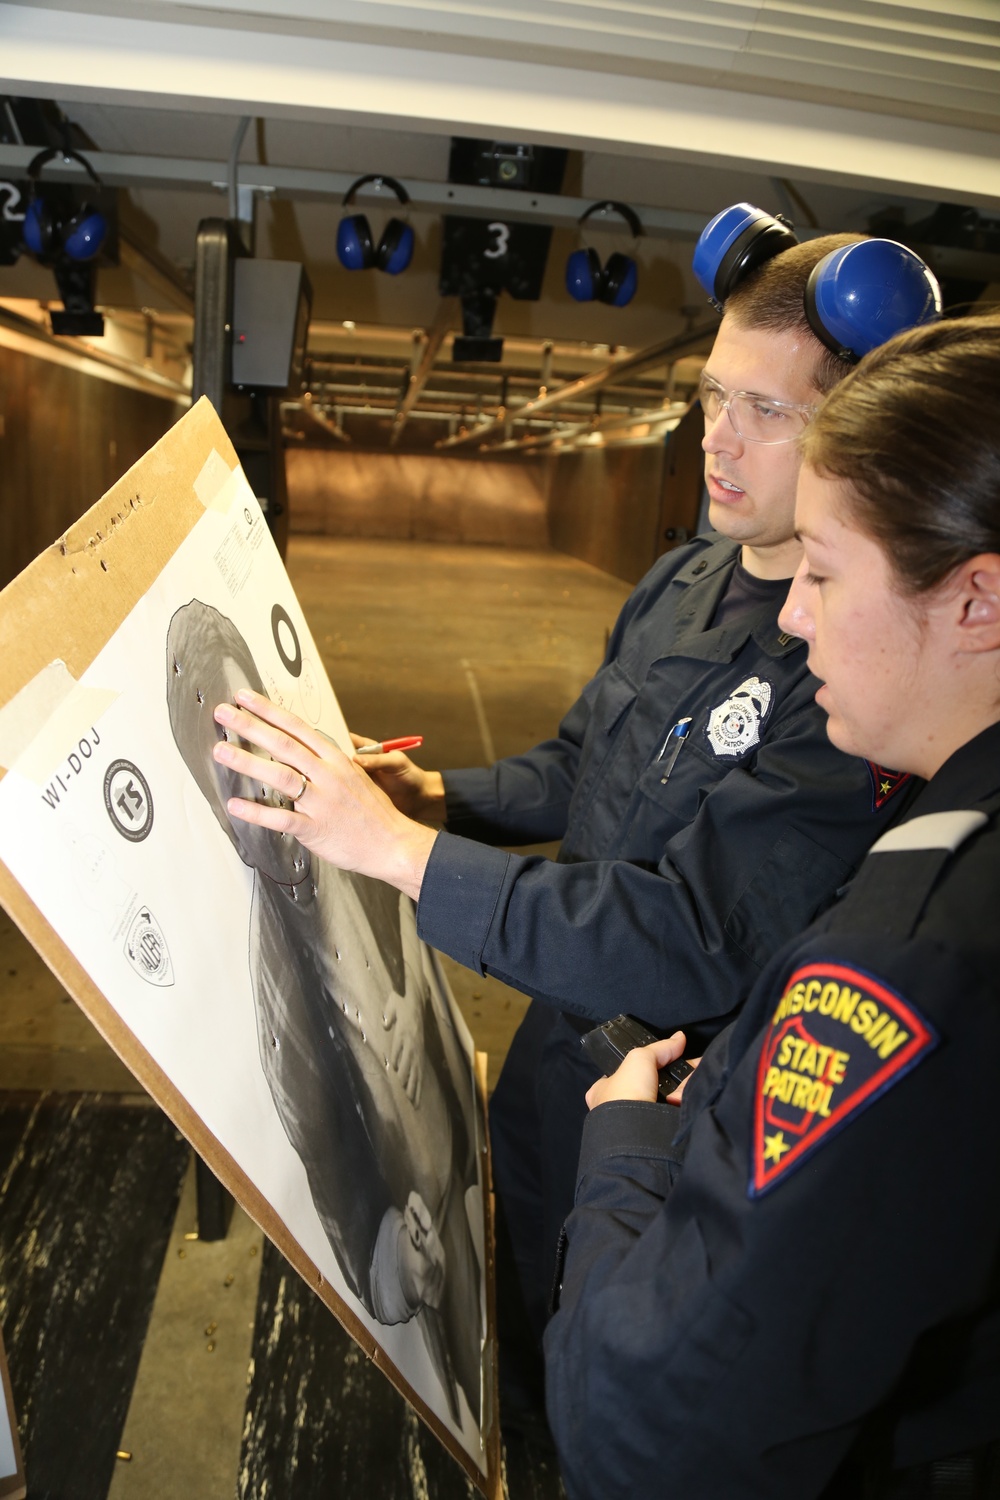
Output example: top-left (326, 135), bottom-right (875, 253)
top-left (600, 251), bottom-right (638, 308)
top-left (692, 202), bottom-right (799, 306)
top-left (22, 197), bottom-right (53, 257)
top-left (62, 203), bottom-right (107, 262)
top-left (337, 214), bottom-right (374, 271)
top-left (566, 202), bottom-right (642, 309)
top-left (805, 239), bottom-right (942, 361)
top-left (377, 218), bottom-right (414, 276)
top-left (22, 145), bottom-right (108, 265)
top-left (566, 246), bottom-right (601, 302)
top-left (337, 175), bottom-right (413, 275)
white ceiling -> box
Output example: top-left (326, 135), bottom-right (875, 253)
top-left (0, 0), bottom-right (997, 447)
top-left (1, 0), bottom-right (998, 205)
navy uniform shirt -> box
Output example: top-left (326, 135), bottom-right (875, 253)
top-left (544, 719), bottom-right (1000, 1499)
top-left (418, 535), bottom-right (914, 1034)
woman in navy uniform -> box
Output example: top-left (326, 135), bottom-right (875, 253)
top-left (543, 313), bottom-right (1000, 1498)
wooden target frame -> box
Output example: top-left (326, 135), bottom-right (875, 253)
top-left (0, 398), bottom-right (500, 1495)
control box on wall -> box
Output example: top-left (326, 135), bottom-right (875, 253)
top-left (231, 259), bottom-right (312, 392)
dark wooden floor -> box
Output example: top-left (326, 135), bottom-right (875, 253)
top-left (0, 1091), bottom-right (565, 1500)
top-left (240, 1239), bottom-right (566, 1500)
top-left (0, 1093), bottom-right (189, 1500)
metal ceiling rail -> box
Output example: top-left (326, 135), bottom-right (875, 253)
top-left (287, 404), bottom-right (565, 429)
top-left (306, 359), bottom-right (691, 396)
top-left (490, 398), bottom-right (690, 454)
top-left (390, 297), bottom-right (458, 448)
top-left (305, 358), bottom-right (398, 373)
top-left (308, 370), bottom-right (680, 407)
top-left (287, 403), bottom-right (453, 428)
top-left (0, 145), bottom-right (720, 240)
top-left (284, 397), bottom-right (351, 442)
top-left (306, 380), bottom-right (667, 417)
top-left (436, 322), bottom-right (717, 451)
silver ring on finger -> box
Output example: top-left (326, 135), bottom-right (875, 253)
top-left (292, 770), bottom-right (309, 804)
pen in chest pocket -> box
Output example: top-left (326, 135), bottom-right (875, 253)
top-left (656, 717), bottom-right (693, 784)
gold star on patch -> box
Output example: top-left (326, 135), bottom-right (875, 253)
top-left (763, 1130), bottom-right (791, 1164)
top-left (880, 780), bottom-right (892, 796)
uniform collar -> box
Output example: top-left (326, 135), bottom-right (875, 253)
top-left (672, 535), bottom-right (740, 590)
top-left (903, 719), bottom-right (1000, 818)
top-left (671, 537), bottom-right (803, 664)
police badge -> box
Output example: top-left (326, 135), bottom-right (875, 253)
top-left (706, 676), bottom-right (773, 757)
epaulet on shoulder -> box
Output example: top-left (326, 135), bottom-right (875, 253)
top-left (869, 810), bottom-right (988, 856)
top-left (829, 806), bottom-right (993, 942)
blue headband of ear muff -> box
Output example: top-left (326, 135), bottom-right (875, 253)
top-left (692, 202), bottom-right (798, 307)
top-left (805, 239), bottom-right (942, 361)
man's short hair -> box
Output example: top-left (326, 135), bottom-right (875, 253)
top-left (724, 233), bottom-right (866, 395)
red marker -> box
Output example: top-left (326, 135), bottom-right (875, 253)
top-left (356, 736), bottom-right (424, 755)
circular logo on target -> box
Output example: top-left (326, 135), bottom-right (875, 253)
top-left (124, 905), bottom-right (174, 987)
top-left (103, 760), bottom-right (154, 842)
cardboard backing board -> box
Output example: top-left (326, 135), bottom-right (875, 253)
top-left (0, 1324), bottom-right (26, 1500)
top-left (0, 398), bottom-right (499, 1496)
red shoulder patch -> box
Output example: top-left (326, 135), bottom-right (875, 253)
top-left (866, 762), bottom-right (912, 813)
top-left (750, 961), bottom-right (938, 1198)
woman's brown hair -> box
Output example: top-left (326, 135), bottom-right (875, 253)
top-left (801, 313), bottom-right (1000, 594)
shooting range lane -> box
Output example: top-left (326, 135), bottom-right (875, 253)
top-left (0, 533), bottom-right (628, 1498)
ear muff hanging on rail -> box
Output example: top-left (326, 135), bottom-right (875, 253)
top-left (692, 201), bottom-right (798, 309)
top-left (22, 146), bottom-right (107, 263)
top-left (693, 201), bottom-right (942, 360)
top-left (566, 201), bottom-right (642, 308)
top-left (336, 175), bottom-right (414, 276)
top-left (805, 239), bottom-right (942, 361)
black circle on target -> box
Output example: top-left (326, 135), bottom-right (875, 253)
top-left (271, 603), bottom-right (302, 677)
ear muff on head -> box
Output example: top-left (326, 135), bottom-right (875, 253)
top-left (337, 174), bottom-right (413, 275)
top-left (805, 239), bottom-right (943, 362)
top-left (376, 218), bottom-right (414, 276)
top-left (337, 214), bottom-right (374, 271)
top-left (692, 202), bottom-right (799, 307)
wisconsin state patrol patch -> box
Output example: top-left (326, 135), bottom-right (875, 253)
top-left (866, 762), bottom-right (912, 813)
top-left (749, 961), bottom-right (938, 1197)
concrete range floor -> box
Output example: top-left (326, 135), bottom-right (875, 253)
top-left (0, 536), bottom-right (632, 1498)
